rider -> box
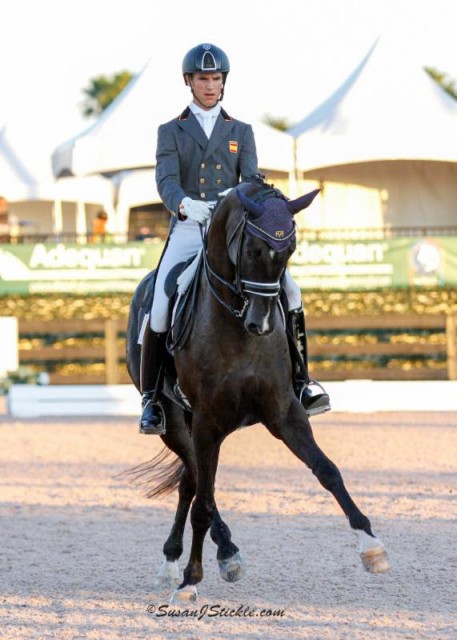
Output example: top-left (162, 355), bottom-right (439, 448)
top-left (139, 43), bottom-right (330, 435)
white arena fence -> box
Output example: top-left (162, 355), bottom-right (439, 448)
top-left (7, 381), bottom-right (457, 418)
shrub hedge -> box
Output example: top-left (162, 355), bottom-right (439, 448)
top-left (2, 287), bottom-right (457, 321)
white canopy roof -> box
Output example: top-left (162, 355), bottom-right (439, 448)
top-left (0, 124), bottom-right (54, 202)
top-left (52, 58), bottom-right (293, 178)
top-left (1, 123), bottom-right (114, 206)
top-left (289, 37), bottom-right (457, 174)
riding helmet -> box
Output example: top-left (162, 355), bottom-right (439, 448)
top-left (182, 43), bottom-right (230, 82)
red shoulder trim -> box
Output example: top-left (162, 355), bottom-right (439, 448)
top-left (220, 108), bottom-right (232, 121)
top-left (178, 107), bottom-right (190, 120)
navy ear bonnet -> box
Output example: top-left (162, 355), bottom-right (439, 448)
top-left (237, 186), bottom-right (320, 252)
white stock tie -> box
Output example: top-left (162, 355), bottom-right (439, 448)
top-left (201, 113), bottom-right (216, 138)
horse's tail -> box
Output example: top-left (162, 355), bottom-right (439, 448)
top-left (120, 446), bottom-right (185, 498)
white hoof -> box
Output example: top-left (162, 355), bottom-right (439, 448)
top-left (169, 584), bottom-right (198, 605)
top-left (361, 547), bottom-right (391, 573)
top-left (219, 552), bottom-right (245, 582)
top-left (153, 559), bottom-right (181, 590)
top-left (356, 531), bottom-right (391, 574)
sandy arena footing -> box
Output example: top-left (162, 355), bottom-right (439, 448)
top-left (0, 411), bottom-right (456, 639)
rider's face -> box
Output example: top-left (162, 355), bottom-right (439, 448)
top-left (189, 72), bottom-right (223, 110)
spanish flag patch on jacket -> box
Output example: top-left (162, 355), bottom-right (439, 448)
top-left (229, 140), bottom-right (238, 153)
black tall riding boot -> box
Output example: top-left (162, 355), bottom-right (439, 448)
top-left (288, 308), bottom-right (331, 417)
top-left (139, 326), bottom-right (167, 435)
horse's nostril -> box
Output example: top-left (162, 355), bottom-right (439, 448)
top-left (246, 322), bottom-right (263, 336)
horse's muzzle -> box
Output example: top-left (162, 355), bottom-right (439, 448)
top-left (244, 294), bottom-right (277, 336)
top-left (245, 322), bottom-right (266, 336)
top-left (244, 313), bottom-right (275, 336)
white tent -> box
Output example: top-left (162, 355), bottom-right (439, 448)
top-left (289, 37), bottom-right (457, 229)
top-left (0, 124), bottom-right (52, 202)
top-left (52, 58), bottom-right (294, 179)
top-left (1, 124), bottom-right (115, 237)
top-left (51, 58), bottom-right (294, 238)
top-left (113, 169), bottom-right (161, 235)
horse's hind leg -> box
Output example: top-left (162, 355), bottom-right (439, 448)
top-left (154, 467), bottom-right (195, 590)
top-left (152, 403), bottom-right (197, 590)
top-left (170, 427), bottom-right (222, 604)
top-left (270, 403), bottom-right (390, 573)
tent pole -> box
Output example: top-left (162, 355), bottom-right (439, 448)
top-left (76, 199), bottom-right (86, 244)
top-left (289, 137), bottom-right (298, 198)
top-left (52, 198), bottom-right (63, 237)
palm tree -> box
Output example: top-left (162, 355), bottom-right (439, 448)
top-left (424, 67), bottom-right (457, 101)
top-left (80, 70), bottom-right (134, 118)
top-left (261, 113), bottom-right (296, 131)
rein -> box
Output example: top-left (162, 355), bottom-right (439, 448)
top-left (202, 227), bottom-right (249, 319)
top-left (202, 209), bottom-right (283, 321)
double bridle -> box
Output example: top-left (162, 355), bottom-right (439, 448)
top-left (201, 211), bottom-right (284, 320)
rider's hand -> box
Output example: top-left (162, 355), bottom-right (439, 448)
top-left (179, 197), bottom-right (212, 224)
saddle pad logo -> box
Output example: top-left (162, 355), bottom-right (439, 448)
top-left (229, 140), bottom-right (238, 153)
top-left (275, 230), bottom-right (285, 238)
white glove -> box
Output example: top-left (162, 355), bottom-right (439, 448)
top-left (218, 188), bottom-right (233, 197)
top-left (180, 197), bottom-right (212, 224)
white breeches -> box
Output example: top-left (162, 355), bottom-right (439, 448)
top-left (283, 270), bottom-right (303, 311)
top-left (150, 218), bottom-right (303, 333)
top-left (151, 218), bottom-right (205, 332)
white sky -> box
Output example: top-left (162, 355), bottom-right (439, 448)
top-left (1, 0), bottom-right (456, 150)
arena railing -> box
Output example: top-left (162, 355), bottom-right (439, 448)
top-left (2, 226), bottom-right (457, 245)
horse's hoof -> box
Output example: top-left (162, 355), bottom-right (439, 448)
top-left (218, 552), bottom-right (245, 582)
top-left (169, 584), bottom-right (198, 605)
top-left (153, 559), bottom-right (181, 590)
top-left (361, 547), bottom-right (391, 573)
top-left (356, 531), bottom-right (390, 574)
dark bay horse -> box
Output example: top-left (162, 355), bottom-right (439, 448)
top-left (126, 180), bottom-right (390, 604)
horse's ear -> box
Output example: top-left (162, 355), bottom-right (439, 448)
top-left (237, 190), bottom-right (264, 218)
top-left (289, 189), bottom-right (321, 214)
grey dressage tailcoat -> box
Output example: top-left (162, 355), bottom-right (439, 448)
top-left (155, 106), bottom-right (259, 226)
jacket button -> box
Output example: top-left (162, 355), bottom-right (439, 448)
top-left (200, 193), bottom-right (206, 198)
top-left (216, 179), bottom-right (222, 184)
top-left (216, 164), bottom-right (222, 170)
top-left (199, 178), bottom-right (205, 183)
top-left (201, 163), bottom-right (205, 169)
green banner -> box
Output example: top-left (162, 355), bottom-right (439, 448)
top-left (0, 241), bottom-right (165, 295)
top-left (289, 236), bottom-right (457, 290)
top-left (1, 236), bottom-right (457, 295)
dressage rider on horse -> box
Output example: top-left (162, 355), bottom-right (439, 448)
top-left (139, 43), bottom-right (330, 435)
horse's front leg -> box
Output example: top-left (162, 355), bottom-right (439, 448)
top-left (202, 445), bottom-right (245, 582)
top-left (170, 426), bottom-right (221, 604)
top-left (268, 401), bottom-right (390, 574)
top-left (210, 508), bottom-right (245, 583)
